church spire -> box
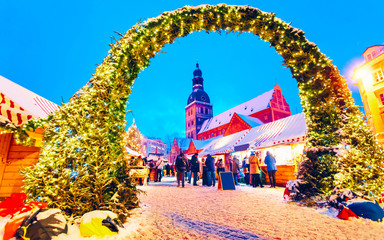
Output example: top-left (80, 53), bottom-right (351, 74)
top-left (185, 62), bottom-right (213, 139)
top-left (192, 62), bottom-right (204, 90)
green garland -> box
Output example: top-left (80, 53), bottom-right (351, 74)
top-left (10, 4), bottom-right (383, 219)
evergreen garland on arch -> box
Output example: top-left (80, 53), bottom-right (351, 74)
top-left (2, 3), bottom-right (380, 219)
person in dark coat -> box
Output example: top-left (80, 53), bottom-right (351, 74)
top-left (190, 153), bottom-right (200, 186)
top-left (202, 158), bottom-right (208, 186)
top-left (165, 163), bottom-right (171, 176)
top-left (232, 156), bottom-right (240, 185)
top-left (187, 156), bottom-right (192, 184)
top-left (205, 154), bottom-right (216, 187)
top-left (264, 151), bottom-right (277, 188)
top-left (242, 157), bottom-right (250, 185)
top-left (175, 152), bottom-right (188, 187)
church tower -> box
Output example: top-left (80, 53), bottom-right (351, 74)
top-left (185, 63), bottom-right (213, 139)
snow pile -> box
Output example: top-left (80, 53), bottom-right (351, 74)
top-left (2, 177), bottom-right (384, 239)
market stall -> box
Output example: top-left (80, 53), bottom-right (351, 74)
top-left (233, 113), bottom-right (306, 186)
top-left (0, 76), bottom-right (59, 198)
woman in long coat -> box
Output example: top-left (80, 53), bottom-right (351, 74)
top-left (232, 156), bottom-right (240, 185)
top-left (249, 152), bottom-right (264, 188)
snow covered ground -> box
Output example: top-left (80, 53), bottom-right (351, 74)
top-left (3, 176), bottom-right (384, 239)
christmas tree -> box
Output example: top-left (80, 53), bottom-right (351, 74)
top-left (21, 73), bottom-right (141, 222)
top-left (123, 119), bottom-right (144, 156)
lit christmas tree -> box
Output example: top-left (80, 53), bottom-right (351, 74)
top-left (123, 119), bottom-right (144, 156)
top-left (21, 74), bottom-right (142, 222)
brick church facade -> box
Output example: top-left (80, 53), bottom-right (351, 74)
top-left (185, 63), bottom-right (213, 139)
top-left (185, 63), bottom-right (291, 141)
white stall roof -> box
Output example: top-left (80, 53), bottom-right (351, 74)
top-left (0, 75), bottom-right (59, 126)
top-left (199, 129), bottom-right (249, 156)
top-left (191, 138), bottom-right (216, 150)
top-left (235, 113), bottom-right (306, 150)
top-left (125, 147), bottom-right (140, 156)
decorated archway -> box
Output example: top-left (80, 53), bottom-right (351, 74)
top-left (17, 4), bottom-right (383, 219)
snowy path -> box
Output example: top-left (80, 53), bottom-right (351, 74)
top-left (126, 176), bottom-right (384, 240)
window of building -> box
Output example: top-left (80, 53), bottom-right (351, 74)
top-left (366, 54), bottom-right (372, 62)
top-left (373, 69), bottom-right (384, 83)
top-left (380, 93), bottom-right (384, 106)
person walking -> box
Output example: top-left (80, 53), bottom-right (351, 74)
top-left (264, 151), bottom-right (277, 188)
top-left (215, 159), bottom-right (225, 176)
top-left (156, 157), bottom-right (164, 182)
top-left (187, 156), bottom-right (192, 184)
top-left (175, 152), bottom-right (188, 187)
top-left (242, 157), bottom-right (250, 185)
top-left (249, 152), bottom-right (264, 188)
top-left (190, 153), bottom-right (200, 186)
top-left (232, 156), bottom-right (240, 185)
top-left (202, 158), bottom-right (208, 186)
top-left (205, 154), bottom-right (216, 187)
top-left (165, 163), bottom-right (170, 176)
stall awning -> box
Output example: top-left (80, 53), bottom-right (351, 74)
top-left (0, 76), bottom-right (59, 126)
top-left (234, 113), bottom-right (306, 150)
top-left (199, 129), bottom-right (249, 156)
top-left (192, 138), bottom-right (217, 150)
top-left (125, 147), bottom-right (140, 156)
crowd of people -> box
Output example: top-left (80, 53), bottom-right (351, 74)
top-left (130, 151), bottom-right (277, 188)
top-left (172, 151), bottom-right (277, 188)
top-left (131, 156), bottom-right (175, 185)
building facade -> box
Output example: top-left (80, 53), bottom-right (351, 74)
top-left (185, 63), bottom-right (213, 139)
top-left (197, 84), bottom-right (291, 140)
top-left (353, 45), bottom-right (384, 146)
top-left (168, 138), bottom-right (192, 164)
top-left (142, 137), bottom-right (167, 157)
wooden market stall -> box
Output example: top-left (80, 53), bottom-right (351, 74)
top-left (0, 75), bottom-right (59, 198)
top-left (234, 113), bottom-right (306, 187)
top-left (0, 132), bottom-right (42, 198)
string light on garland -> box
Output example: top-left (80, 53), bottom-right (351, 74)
top-left (0, 4), bottom-right (380, 221)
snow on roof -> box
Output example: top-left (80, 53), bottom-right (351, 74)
top-left (198, 88), bottom-right (274, 134)
top-left (0, 75), bottom-right (59, 125)
top-left (235, 113), bottom-right (306, 150)
top-left (199, 129), bottom-right (249, 156)
top-left (125, 147), bottom-right (140, 156)
top-left (191, 137), bottom-right (218, 150)
top-left (236, 114), bottom-right (264, 128)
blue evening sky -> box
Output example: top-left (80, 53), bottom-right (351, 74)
top-left (1, 1), bottom-right (383, 143)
